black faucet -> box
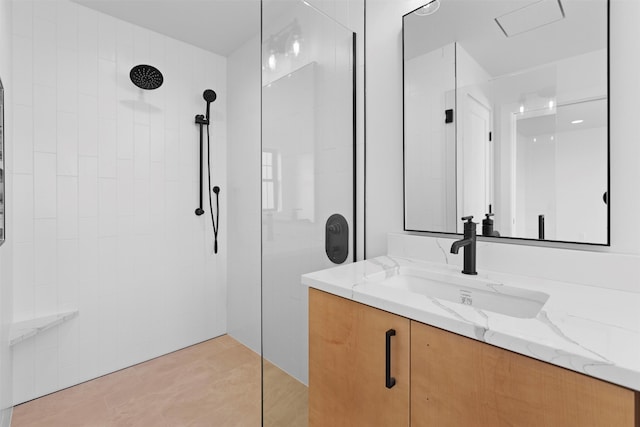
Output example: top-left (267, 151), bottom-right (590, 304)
top-left (482, 213), bottom-right (500, 237)
top-left (450, 216), bottom-right (477, 275)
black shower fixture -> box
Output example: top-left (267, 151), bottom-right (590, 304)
top-left (195, 89), bottom-right (221, 254)
top-left (130, 65), bottom-right (164, 90)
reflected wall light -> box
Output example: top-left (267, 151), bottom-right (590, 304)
top-left (263, 19), bottom-right (303, 72)
top-left (268, 52), bottom-right (277, 71)
top-left (415, 0), bottom-right (441, 16)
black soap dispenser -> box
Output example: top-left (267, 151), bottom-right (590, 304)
top-left (482, 213), bottom-right (500, 237)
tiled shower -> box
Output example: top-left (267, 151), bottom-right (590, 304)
top-left (9, 0), bottom-right (229, 405)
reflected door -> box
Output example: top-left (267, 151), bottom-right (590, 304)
top-left (261, 1), bottom-right (356, 425)
top-left (459, 93), bottom-right (492, 228)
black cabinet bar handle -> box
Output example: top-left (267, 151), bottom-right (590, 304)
top-left (385, 329), bottom-right (396, 389)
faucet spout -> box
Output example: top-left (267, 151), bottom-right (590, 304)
top-left (450, 238), bottom-right (472, 254)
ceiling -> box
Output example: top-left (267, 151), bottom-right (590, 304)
top-left (404, 0), bottom-right (607, 78)
top-left (72, 0), bottom-right (260, 56)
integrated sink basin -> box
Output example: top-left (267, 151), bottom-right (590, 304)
top-left (361, 267), bottom-right (549, 319)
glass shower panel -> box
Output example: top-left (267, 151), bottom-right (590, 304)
top-left (261, 1), bottom-right (356, 425)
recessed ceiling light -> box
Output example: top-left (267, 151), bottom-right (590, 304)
top-left (571, 119), bottom-right (584, 124)
top-left (415, 0), bottom-right (440, 16)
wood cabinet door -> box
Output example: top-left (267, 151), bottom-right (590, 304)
top-left (309, 289), bottom-right (410, 427)
top-left (411, 321), bottom-right (638, 427)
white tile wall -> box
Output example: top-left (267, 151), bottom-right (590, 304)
top-left (11, 0), bottom-right (228, 404)
top-left (0, 2), bottom-right (13, 416)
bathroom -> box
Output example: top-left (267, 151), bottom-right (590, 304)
top-left (0, 0), bottom-right (638, 425)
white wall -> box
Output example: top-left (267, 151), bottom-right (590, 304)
top-left (0, 0), bottom-right (13, 423)
top-left (366, 0), bottom-right (423, 257)
top-left (367, 0), bottom-right (640, 267)
top-left (404, 44), bottom-right (456, 232)
top-left (227, 32), bottom-right (261, 354)
top-left (11, 0), bottom-right (227, 404)
top-left (555, 126), bottom-right (607, 242)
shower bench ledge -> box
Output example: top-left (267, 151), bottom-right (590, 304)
top-left (10, 310), bottom-right (79, 346)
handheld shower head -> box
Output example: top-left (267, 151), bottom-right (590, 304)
top-left (203, 89), bottom-right (217, 121)
top-left (203, 89), bottom-right (217, 103)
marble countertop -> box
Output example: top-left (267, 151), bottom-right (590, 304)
top-left (302, 255), bottom-right (640, 392)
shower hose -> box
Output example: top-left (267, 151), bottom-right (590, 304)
top-left (206, 124), bottom-right (220, 254)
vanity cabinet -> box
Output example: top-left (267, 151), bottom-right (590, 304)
top-left (309, 289), bottom-right (639, 427)
top-left (411, 321), bottom-right (638, 427)
top-left (308, 288), bottom-right (410, 427)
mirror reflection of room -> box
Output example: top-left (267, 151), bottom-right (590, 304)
top-left (403, 0), bottom-right (608, 245)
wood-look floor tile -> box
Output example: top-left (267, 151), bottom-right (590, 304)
top-left (12, 335), bottom-right (262, 427)
top-left (11, 336), bottom-right (308, 427)
top-left (263, 360), bottom-right (309, 427)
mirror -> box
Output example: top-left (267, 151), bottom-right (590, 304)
top-left (0, 76), bottom-right (4, 246)
top-left (403, 0), bottom-right (608, 245)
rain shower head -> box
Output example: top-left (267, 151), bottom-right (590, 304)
top-left (130, 65), bottom-right (164, 90)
